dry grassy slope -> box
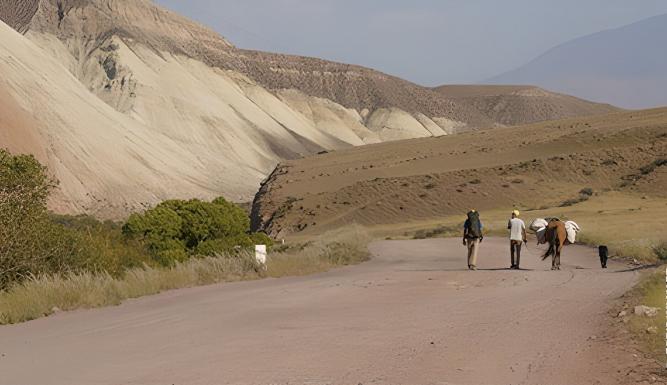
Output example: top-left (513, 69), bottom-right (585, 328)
top-left (434, 85), bottom-right (619, 126)
top-left (251, 108), bottom-right (667, 237)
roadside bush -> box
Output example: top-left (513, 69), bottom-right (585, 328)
top-left (639, 158), bottom-right (667, 175)
top-left (0, 150), bottom-right (89, 289)
top-left (52, 215), bottom-right (153, 276)
top-left (0, 149), bottom-right (271, 289)
top-left (560, 189), bottom-right (593, 207)
top-left (123, 197), bottom-right (272, 265)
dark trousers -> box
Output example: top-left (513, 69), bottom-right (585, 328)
top-left (511, 240), bottom-right (522, 268)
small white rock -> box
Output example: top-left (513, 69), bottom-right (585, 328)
top-left (51, 306), bottom-right (62, 314)
top-left (646, 326), bottom-right (658, 335)
top-left (618, 310), bottom-right (627, 318)
top-left (635, 305), bottom-right (659, 317)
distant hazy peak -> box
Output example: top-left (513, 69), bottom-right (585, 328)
top-left (486, 13), bottom-right (667, 109)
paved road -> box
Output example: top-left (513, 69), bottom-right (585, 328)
top-left (0, 238), bottom-right (639, 385)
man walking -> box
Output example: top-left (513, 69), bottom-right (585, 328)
top-left (508, 210), bottom-right (527, 269)
top-left (463, 210), bottom-right (483, 270)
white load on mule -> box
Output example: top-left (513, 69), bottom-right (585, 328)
top-left (564, 221), bottom-right (580, 244)
top-left (530, 218), bottom-right (581, 245)
top-left (530, 218), bottom-right (549, 244)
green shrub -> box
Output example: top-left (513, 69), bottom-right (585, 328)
top-left (123, 197), bottom-right (272, 264)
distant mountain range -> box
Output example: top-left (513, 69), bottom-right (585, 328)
top-left (487, 14), bottom-right (667, 109)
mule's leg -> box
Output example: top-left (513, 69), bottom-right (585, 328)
top-left (555, 243), bottom-right (562, 270)
top-left (551, 244), bottom-right (557, 270)
top-left (544, 243), bottom-right (554, 261)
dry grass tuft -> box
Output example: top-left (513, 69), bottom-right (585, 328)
top-left (0, 226), bottom-right (371, 325)
top-left (576, 233), bottom-right (659, 262)
top-left (0, 253), bottom-right (262, 324)
top-left (626, 271), bottom-right (665, 360)
top-left (267, 225), bottom-right (371, 277)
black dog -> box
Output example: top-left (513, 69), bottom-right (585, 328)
top-left (599, 245), bottom-right (609, 268)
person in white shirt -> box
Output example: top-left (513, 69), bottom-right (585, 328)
top-left (507, 210), bottom-right (527, 270)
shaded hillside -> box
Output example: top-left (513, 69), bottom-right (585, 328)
top-left (251, 108), bottom-right (667, 237)
top-left (487, 14), bottom-right (667, 109)
top-left (0, 0), bottom-right (38, 32)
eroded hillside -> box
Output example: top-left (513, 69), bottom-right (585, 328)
top-left (0, 0), bottom-right (622, 218)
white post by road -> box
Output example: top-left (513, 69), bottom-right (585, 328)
top-left (255, 245), bottom-right (267, 265)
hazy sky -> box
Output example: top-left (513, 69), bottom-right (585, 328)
top-left (156, 0), bottom-right (667, 86)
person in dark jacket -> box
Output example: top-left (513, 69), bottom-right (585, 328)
top-left (463, 210), bottom-right (483, 270)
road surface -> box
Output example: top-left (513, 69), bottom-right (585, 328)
top-left (0, 238), bottom-right (640, 385)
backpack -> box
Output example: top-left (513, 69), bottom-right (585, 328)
top-left (467, 211), bottom-right (481, 238)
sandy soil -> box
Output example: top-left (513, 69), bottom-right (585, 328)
top-left (0, 238), bottom-right (645, 385)
top-left (0, 81), bottom-right (47, 162)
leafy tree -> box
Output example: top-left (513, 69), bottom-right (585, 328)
top-left (0, 150), bottom-right (81, 288)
